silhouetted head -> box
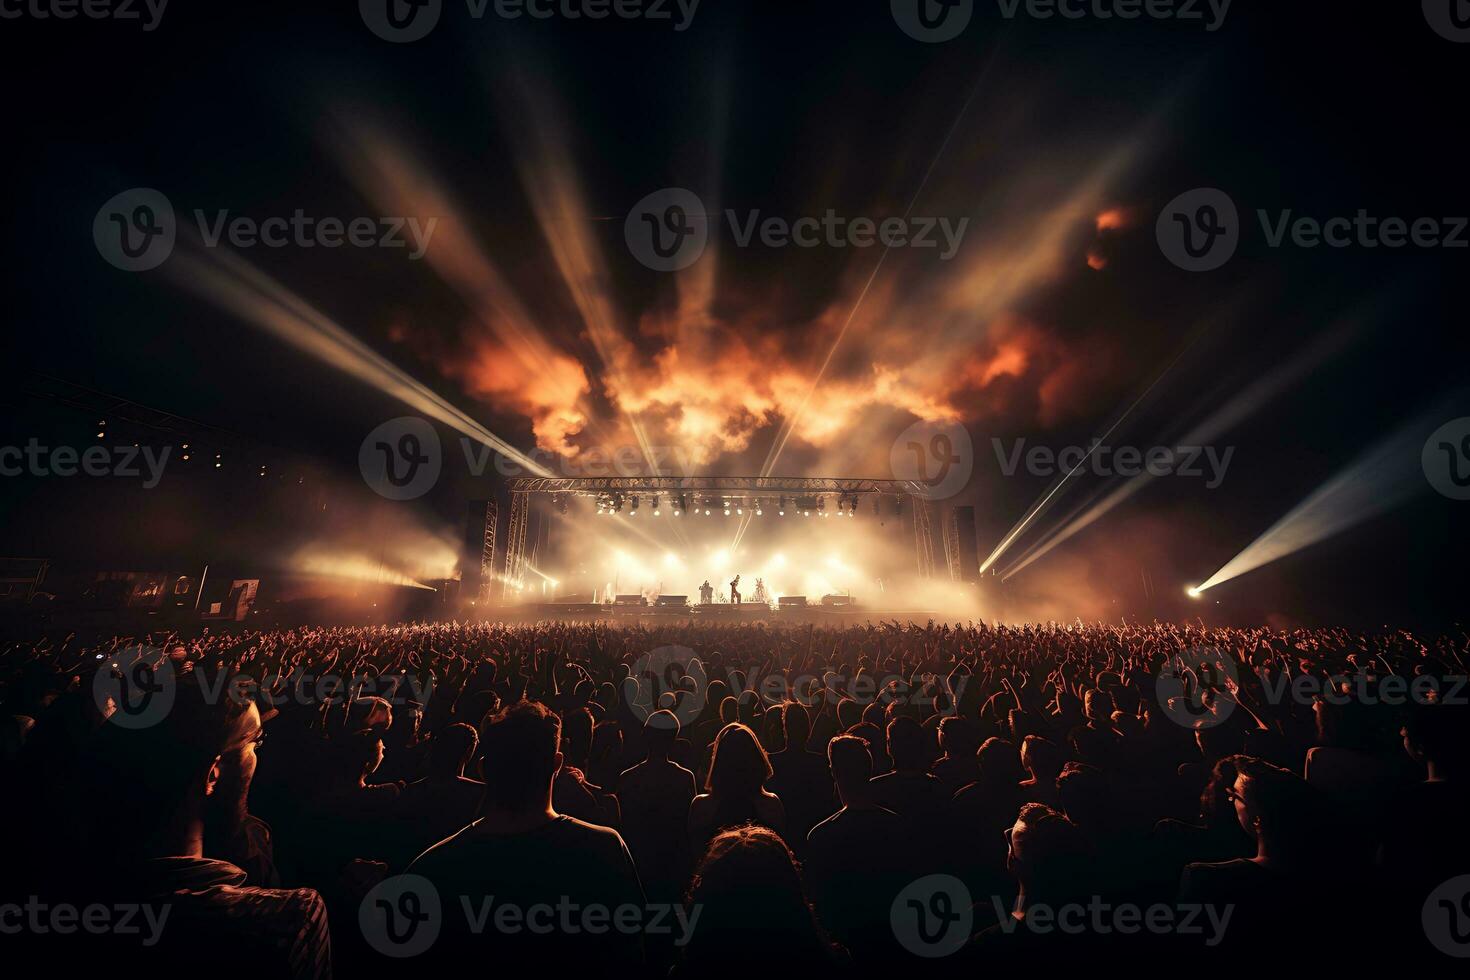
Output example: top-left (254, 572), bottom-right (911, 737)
top-left (886, 716), bottom-right (928, 772)
top-left (978, 736), bottom-right (1024, 786)
top-left (1020, 735), bottom-right (1063, 782)
top-left (827, 733), bottom-right (873, 801)
top-left (1007, 802), bottom-right (1090, 906)
top-left (683, 824), bottom-right (830, 968)
top-left (429, 722), bottom-right (478, 779)
top-left (938, 717), bottom-right (980, 759)
top-left (1055, 761), bottom-right (1107, 830)
top-left (707, 722), bottom-right (772, 799)
top-left (644, 708), bottom-right (680, 757)
top-left (479, 701), bottom-right (562, 815)
top-left (1228, 755), bottom-right (1334, 864)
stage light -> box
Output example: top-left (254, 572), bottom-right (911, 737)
top-left (705, 509), bottom-right (712, 516)
top-left (1186, 586), bottom-right (1202, 599)
top-left (724, 508), bottom-right (731, 516)
top-left (737, 507), bottom-right (744, 515)
top-left (630, 496), bottom-right (640, 513)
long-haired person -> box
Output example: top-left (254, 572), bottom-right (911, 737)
top-left (688, 722), bottom-right (785, 852)
top-left (674, 824), bottom-right (846, 977)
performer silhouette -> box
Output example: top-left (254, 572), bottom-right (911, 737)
top-left (729, 575), bottom-right (741, 605)
top-left (699, 580), bottom-right (713, 605)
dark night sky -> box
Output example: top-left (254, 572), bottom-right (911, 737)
top-left (2, 2), bottom-right (1466, 627)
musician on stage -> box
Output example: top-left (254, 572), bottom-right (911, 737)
top-left (699, 580), bottom-right (713, 605)
top-left (729, 575), bottom-right (741, 605)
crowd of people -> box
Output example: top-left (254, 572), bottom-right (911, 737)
top-left (1, 617), bottom-right (1467, 975)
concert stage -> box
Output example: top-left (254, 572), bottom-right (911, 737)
top-left (475, 602), bottom-right (943, 625)
top-left (466, 475), bottom-right (983, 608)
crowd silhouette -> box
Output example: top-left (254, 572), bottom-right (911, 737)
top-left (1, 618), bottom-right (1467, 975)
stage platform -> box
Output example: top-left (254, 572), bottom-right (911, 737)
top-left (471, 602), bottom-right (940, 625)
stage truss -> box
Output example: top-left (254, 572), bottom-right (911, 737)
top-left (496, 477), bottom-right (946, 599)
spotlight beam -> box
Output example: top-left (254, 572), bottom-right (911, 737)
top-left (1192, 405), bottom-right (1450, 594)
top-left (1000, 319), bottom-right (1360, 581)
top-left (168, 244), bottom-right (553, 477)
top-left (979, 341), bottom-right (1193, 574)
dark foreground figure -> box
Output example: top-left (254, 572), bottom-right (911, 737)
top-left (2, 619), bottom-right (1467, 976)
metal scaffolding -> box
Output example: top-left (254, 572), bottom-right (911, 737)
top-left (478, 500), bottom-right (498, 601)
top-left (501, 492), bottom-right (530, 600)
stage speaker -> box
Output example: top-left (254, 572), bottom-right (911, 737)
top-left (778, 595), bottom-right (808, 607)
top-left (655, 594), bottom-right (689, 607)
top-left (615, 594), bottom-right (647, 606)
top-left (821, 594), bottom-right (854, 607)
